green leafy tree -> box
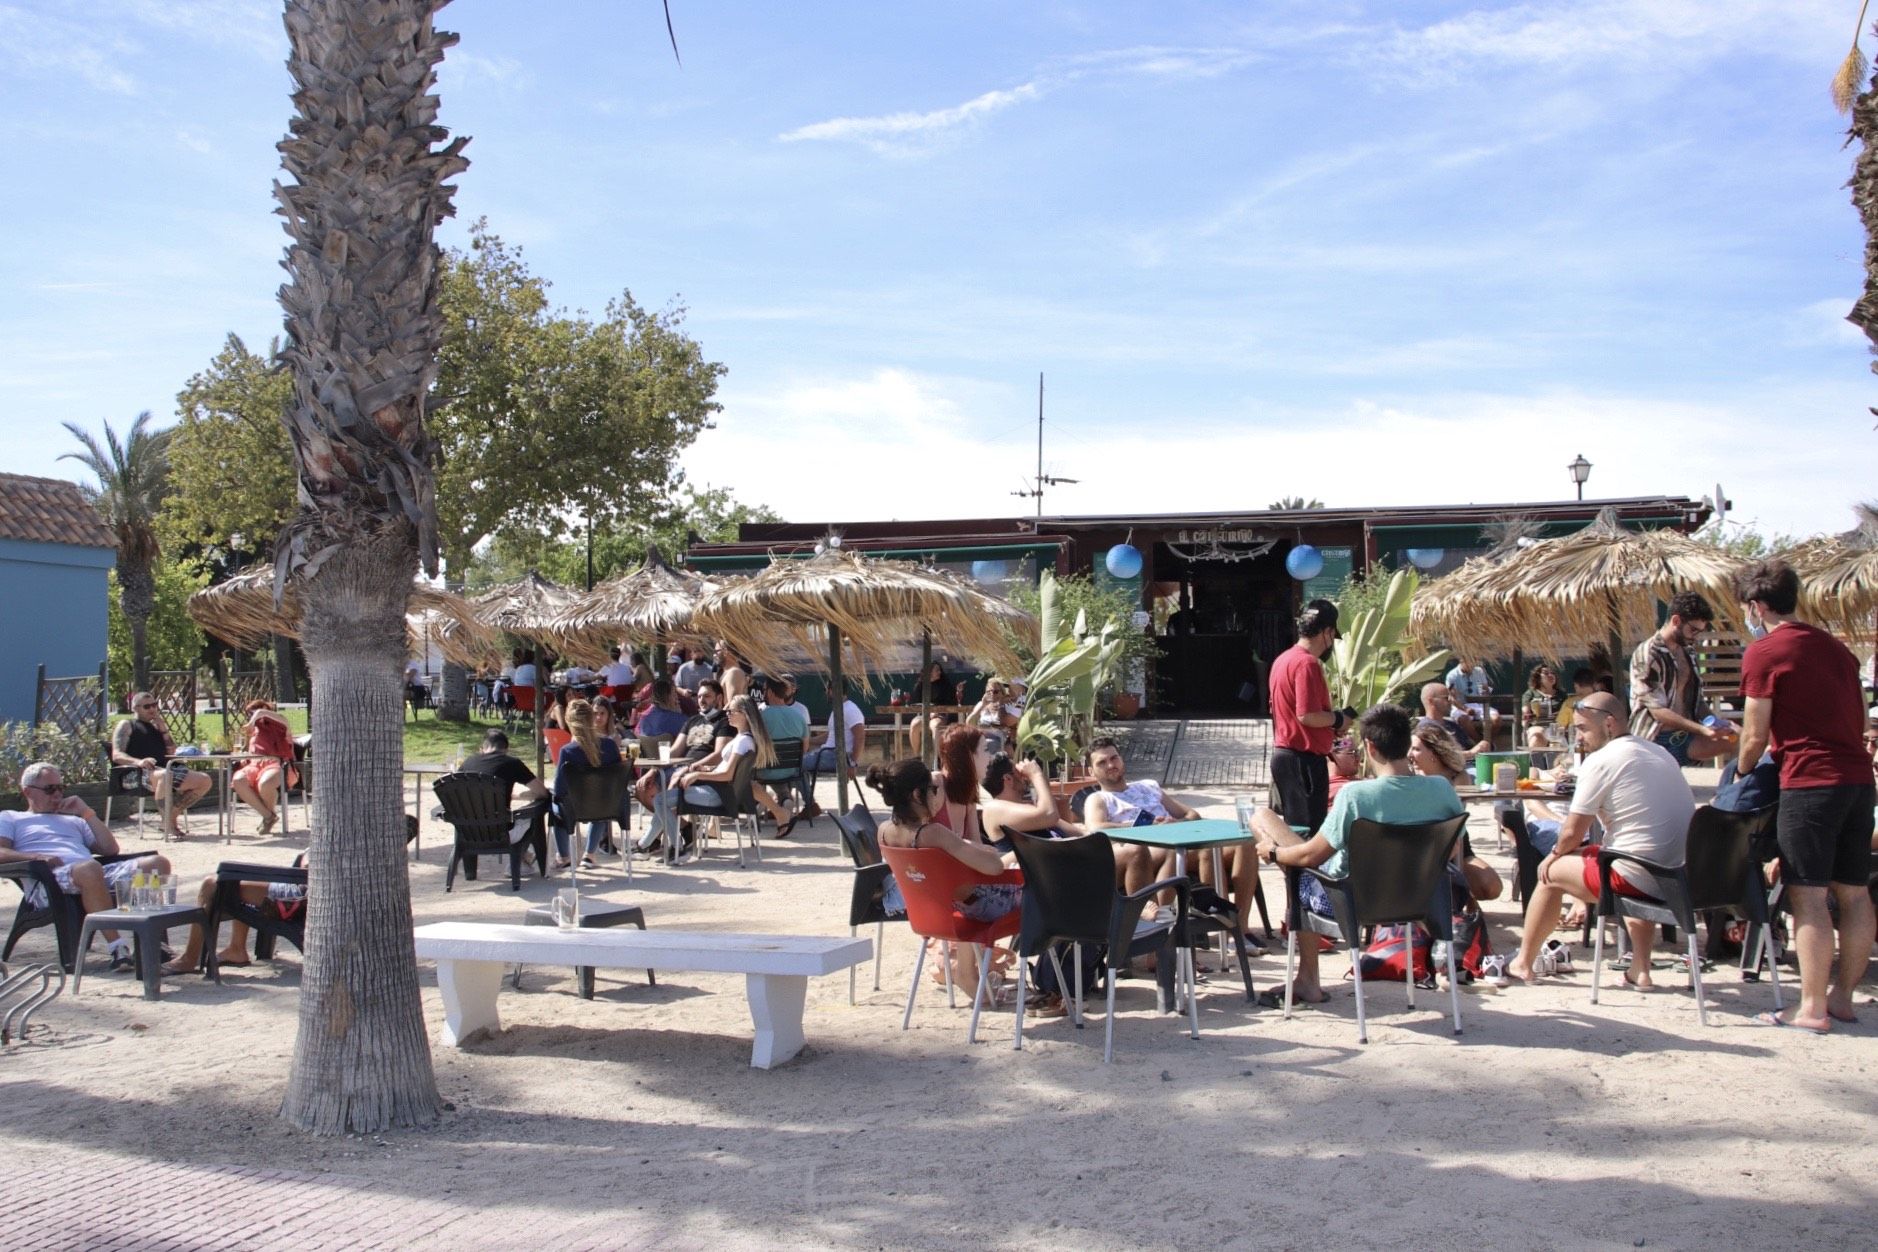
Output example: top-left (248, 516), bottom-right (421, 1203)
top-left (108, 560), bottom-right (209, 694)
top-left (462, 483), bottom-right (779, 591)
top-left (61, 412), bottom-right (172, 690)
top-left (428, 223), bottom-right (725, 716)
top-left (159, 334), bottom-right (297, 556)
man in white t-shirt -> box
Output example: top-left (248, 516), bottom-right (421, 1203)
top-left (511, 652), bottom-right (539, 691)
top-left (0, 762), bottom-right (172, 972)
top-left (673, 647), bottom-right (713, 693)
top-left (600, 647), bottom-right (635, 692)
top-left (1507, 692), bottom-right (1693, 988)
top-left (804, 681), bottom-right (866, 780)
top-left (1082, 736), bottom-right (1197, 897)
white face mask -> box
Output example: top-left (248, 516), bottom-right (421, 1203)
top-left (1745, 605), bottom-right (1767, 640)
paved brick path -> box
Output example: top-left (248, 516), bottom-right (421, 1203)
top-left (3, 1150), bottom-right (688, 1251)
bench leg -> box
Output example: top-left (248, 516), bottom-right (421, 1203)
top-left (745, 972), bottom-right (808, 1069)
top-left (435, 958), bottom-right (504, 1046)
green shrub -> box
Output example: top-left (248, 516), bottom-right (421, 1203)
top-left (0, 720), bottom-right (107, 789)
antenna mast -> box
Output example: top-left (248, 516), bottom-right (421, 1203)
top-left (1011, 372), bottom-right (1078, 517)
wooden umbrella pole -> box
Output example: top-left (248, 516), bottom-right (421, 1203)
top-left (919, 631), bottom-right (933, 767)
top-left (831, 624), bottom-right (850, 816)
top-left (1511, 647), bottom-right (1525, 749)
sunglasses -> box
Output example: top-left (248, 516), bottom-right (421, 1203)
top-left (27, 782), bottom-right (65, 794)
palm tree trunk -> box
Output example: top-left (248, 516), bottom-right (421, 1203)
top-left (274, 634), bottom-right (300, 703)
top-left (436, 660), bottom-right (470, 722)
top-left (281, 533), bottom-right (437, 1134)
top-left (120, 558), bottom-right (156, 692)
top-left (1850, 67), bottom-right (1878, 357)
top-left (273, 0), bottom-right (466, 1135)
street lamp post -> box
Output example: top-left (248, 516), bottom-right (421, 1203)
top-left (1568, 454), bottom-right (1592, 502)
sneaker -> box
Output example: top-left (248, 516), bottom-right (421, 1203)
top-left (633, 827), bottom-right (664, 854)
top-left (109, 948), bottom-right (136, 974)
top-left (1478, 954), bottom-right (1511, 987)
top-left (1540, 938), bottom-right (1574, 975)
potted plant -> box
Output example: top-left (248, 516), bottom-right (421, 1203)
top-left (1012, 573), bottom-right (1128, 814)
top-left (1324, 568), bottom-right (1453, 715)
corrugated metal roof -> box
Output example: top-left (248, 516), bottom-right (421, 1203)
top-left (0, 473), bottom-right (116, 549)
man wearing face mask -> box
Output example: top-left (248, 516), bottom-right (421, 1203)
top-left (1267, 599), bottom-right (1358, 837)
top-left (1627, 591), bottom-right (1733, 767)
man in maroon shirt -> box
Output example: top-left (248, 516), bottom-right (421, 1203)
top-left (1267, 600), bottom-right (1356, 835)
top-left (1734, 559), bottom-right (1874, 1034)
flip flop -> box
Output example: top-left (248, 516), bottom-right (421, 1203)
top-left (773, 814), bottom-right (801, 840)
top-left (1622, 970), bottom-right (1656, 993)
top-left (1754, 1011), bottom-right (1829, 1035)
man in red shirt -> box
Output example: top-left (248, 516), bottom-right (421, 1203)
top-left (1734, 559), bottom-right (1874, 1034)
top-left (1267, 600), bottom-right (1356, 835)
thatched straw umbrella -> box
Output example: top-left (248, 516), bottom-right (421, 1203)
top-left (689, 547), bottom-right (1035, 811)
top-left (1784, 503), bottom-right (1878, 682)
top-left (540, 545), bottom-right (714, 665)
top-left (188, 564), bottom-right (493, 666)
top-left (1411, 510), bottom-right (1745, 708)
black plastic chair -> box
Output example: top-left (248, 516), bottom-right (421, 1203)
top-left (433, 772), bottom-right (545, 891)
top-left (556, 761), bottom-right (633, 875)
top-left (1589, 805), bottom-right (1781, 1026)
top-left (2, 851), bottom-right (154, 974)
top-left (1499, 804), bottom-right (1545, 915)
top-left (103, 752), bottom-right (158, 836)
top-left (834, 806), bottom-right (899, 1004)
top-left (1008, 830), bottom-right (1197, 1063)
top-left (758, 737), bottom-right (811, 823)
top-left (202, 858), bottom-right (308, 980)
top-left (1067, 784), bottom-right (1099, 822)
top-left (1283, 814), bottom-right (1468, 1044)
top-left (678, 751), bottom-right (761, 866)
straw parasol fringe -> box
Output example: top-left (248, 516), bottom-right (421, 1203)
top-left (187, 564), bottom-right (495, 666)
top-left (1410, 510), bottom-right (1746, 662)
top-left (1834, 1), bottom-right (1873, 113)
top-left (1784, 502), bottom-right (1878, 640)
top-left (689, 549), bottom-right (1033, 681)
top-left (433, 570), bottom-right (583, 666)
top-left (540, 545), bottom-right (716, 663)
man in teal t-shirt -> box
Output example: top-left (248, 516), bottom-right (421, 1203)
top-left (1254, 703), bottom-right (1463, 1004)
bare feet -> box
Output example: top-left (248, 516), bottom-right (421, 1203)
top-left (161, 958), bottom-right (195, 975)
top-left (258, 813), bottom-right (277, 835)
top-left (1289, 982), bottom-right (1330, 1004)
top-left (1505, 958), bottom-right (1541, 985)
top-left (1623, 968), bottom-right (1656, 992)
top-left (1826, 993), bottom-right (1860, 1024)
top-left (215, 948), bottom-right (252, 967)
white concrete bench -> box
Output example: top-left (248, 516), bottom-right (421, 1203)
top-left (412, 922), bottom-right (872, 1068)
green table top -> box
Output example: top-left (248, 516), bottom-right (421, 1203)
top-left (1103, 818), bottom-right (1251, 851)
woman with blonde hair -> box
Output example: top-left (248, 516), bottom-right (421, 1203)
top-left (646, 693), bottom-right (776, 857)
top-left (550, 698), bottom-right (622, 868)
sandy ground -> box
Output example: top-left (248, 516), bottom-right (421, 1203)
top-left (4, 771), bottom-right (1876, 1251)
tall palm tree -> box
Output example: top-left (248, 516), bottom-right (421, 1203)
top-left (1268, 496), bottom-right (1324, 511)
top-left (60, 411), bottom-right (171, 691)
top-left (272, 0), bottom-right (467, 1134)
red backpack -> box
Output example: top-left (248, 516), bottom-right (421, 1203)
top-left (1356, 924), bottom-right (1435, 986)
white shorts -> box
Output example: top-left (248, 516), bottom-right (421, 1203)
top-left (28, 858), bottom-right (142, 908)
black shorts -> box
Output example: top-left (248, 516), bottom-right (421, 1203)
top-left (1270, 748), bottom-right (1329, 833)
top-left (1776, 783), bottom-right (1875, 887)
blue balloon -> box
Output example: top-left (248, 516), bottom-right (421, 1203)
top-left (1286, 545), bottom-right (1324, 581)
top-left (970, 559), bottom-right (1009, 582)
top-left (1104, 544), bottom-right (1143, 579)
top-left (1406, 548), bottom-right (1445, 571)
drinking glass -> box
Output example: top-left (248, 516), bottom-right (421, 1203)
top-left (552, 889), bottom-right (580, 930)
top-left (1234, 796), bottom-right (1256, 835)
top-left (658, 743), bottom-right (672, 763)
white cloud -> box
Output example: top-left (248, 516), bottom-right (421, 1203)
top-left (778, 83), bottom-right (1043, 155)
top-left (1382, 0), bottom-right (1841, 76)
top-left (0, 7), bottom-right (139, 94)
top-left (175, 128), bottom-right (214, 155)
top-left (1787, 298), bottom-right (1868, 349)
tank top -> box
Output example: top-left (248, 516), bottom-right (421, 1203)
top-left (124, 719), bottom-right (168, 764)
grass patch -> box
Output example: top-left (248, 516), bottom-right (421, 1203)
top-left (113, 705), bottom-right (509, 765)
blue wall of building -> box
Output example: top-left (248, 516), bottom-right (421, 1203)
top-left (0, 537), bottom-right (113, 725)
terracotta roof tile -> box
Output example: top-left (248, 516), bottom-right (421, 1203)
top-left (0, 473), bottom-right (116, 549)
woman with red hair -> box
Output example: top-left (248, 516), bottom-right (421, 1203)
top-left (932, 723), bottom-right (994, 844)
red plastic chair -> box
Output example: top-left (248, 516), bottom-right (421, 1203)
top-left (507, 685), bottom-right (538, 733)
top-left (880, 845), bottom-right (1023, 1043)
top-left (543, 729), bottom-right (572, 763)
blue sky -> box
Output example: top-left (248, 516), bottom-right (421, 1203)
top-left (1, 0), bottom-right (1869, 544)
